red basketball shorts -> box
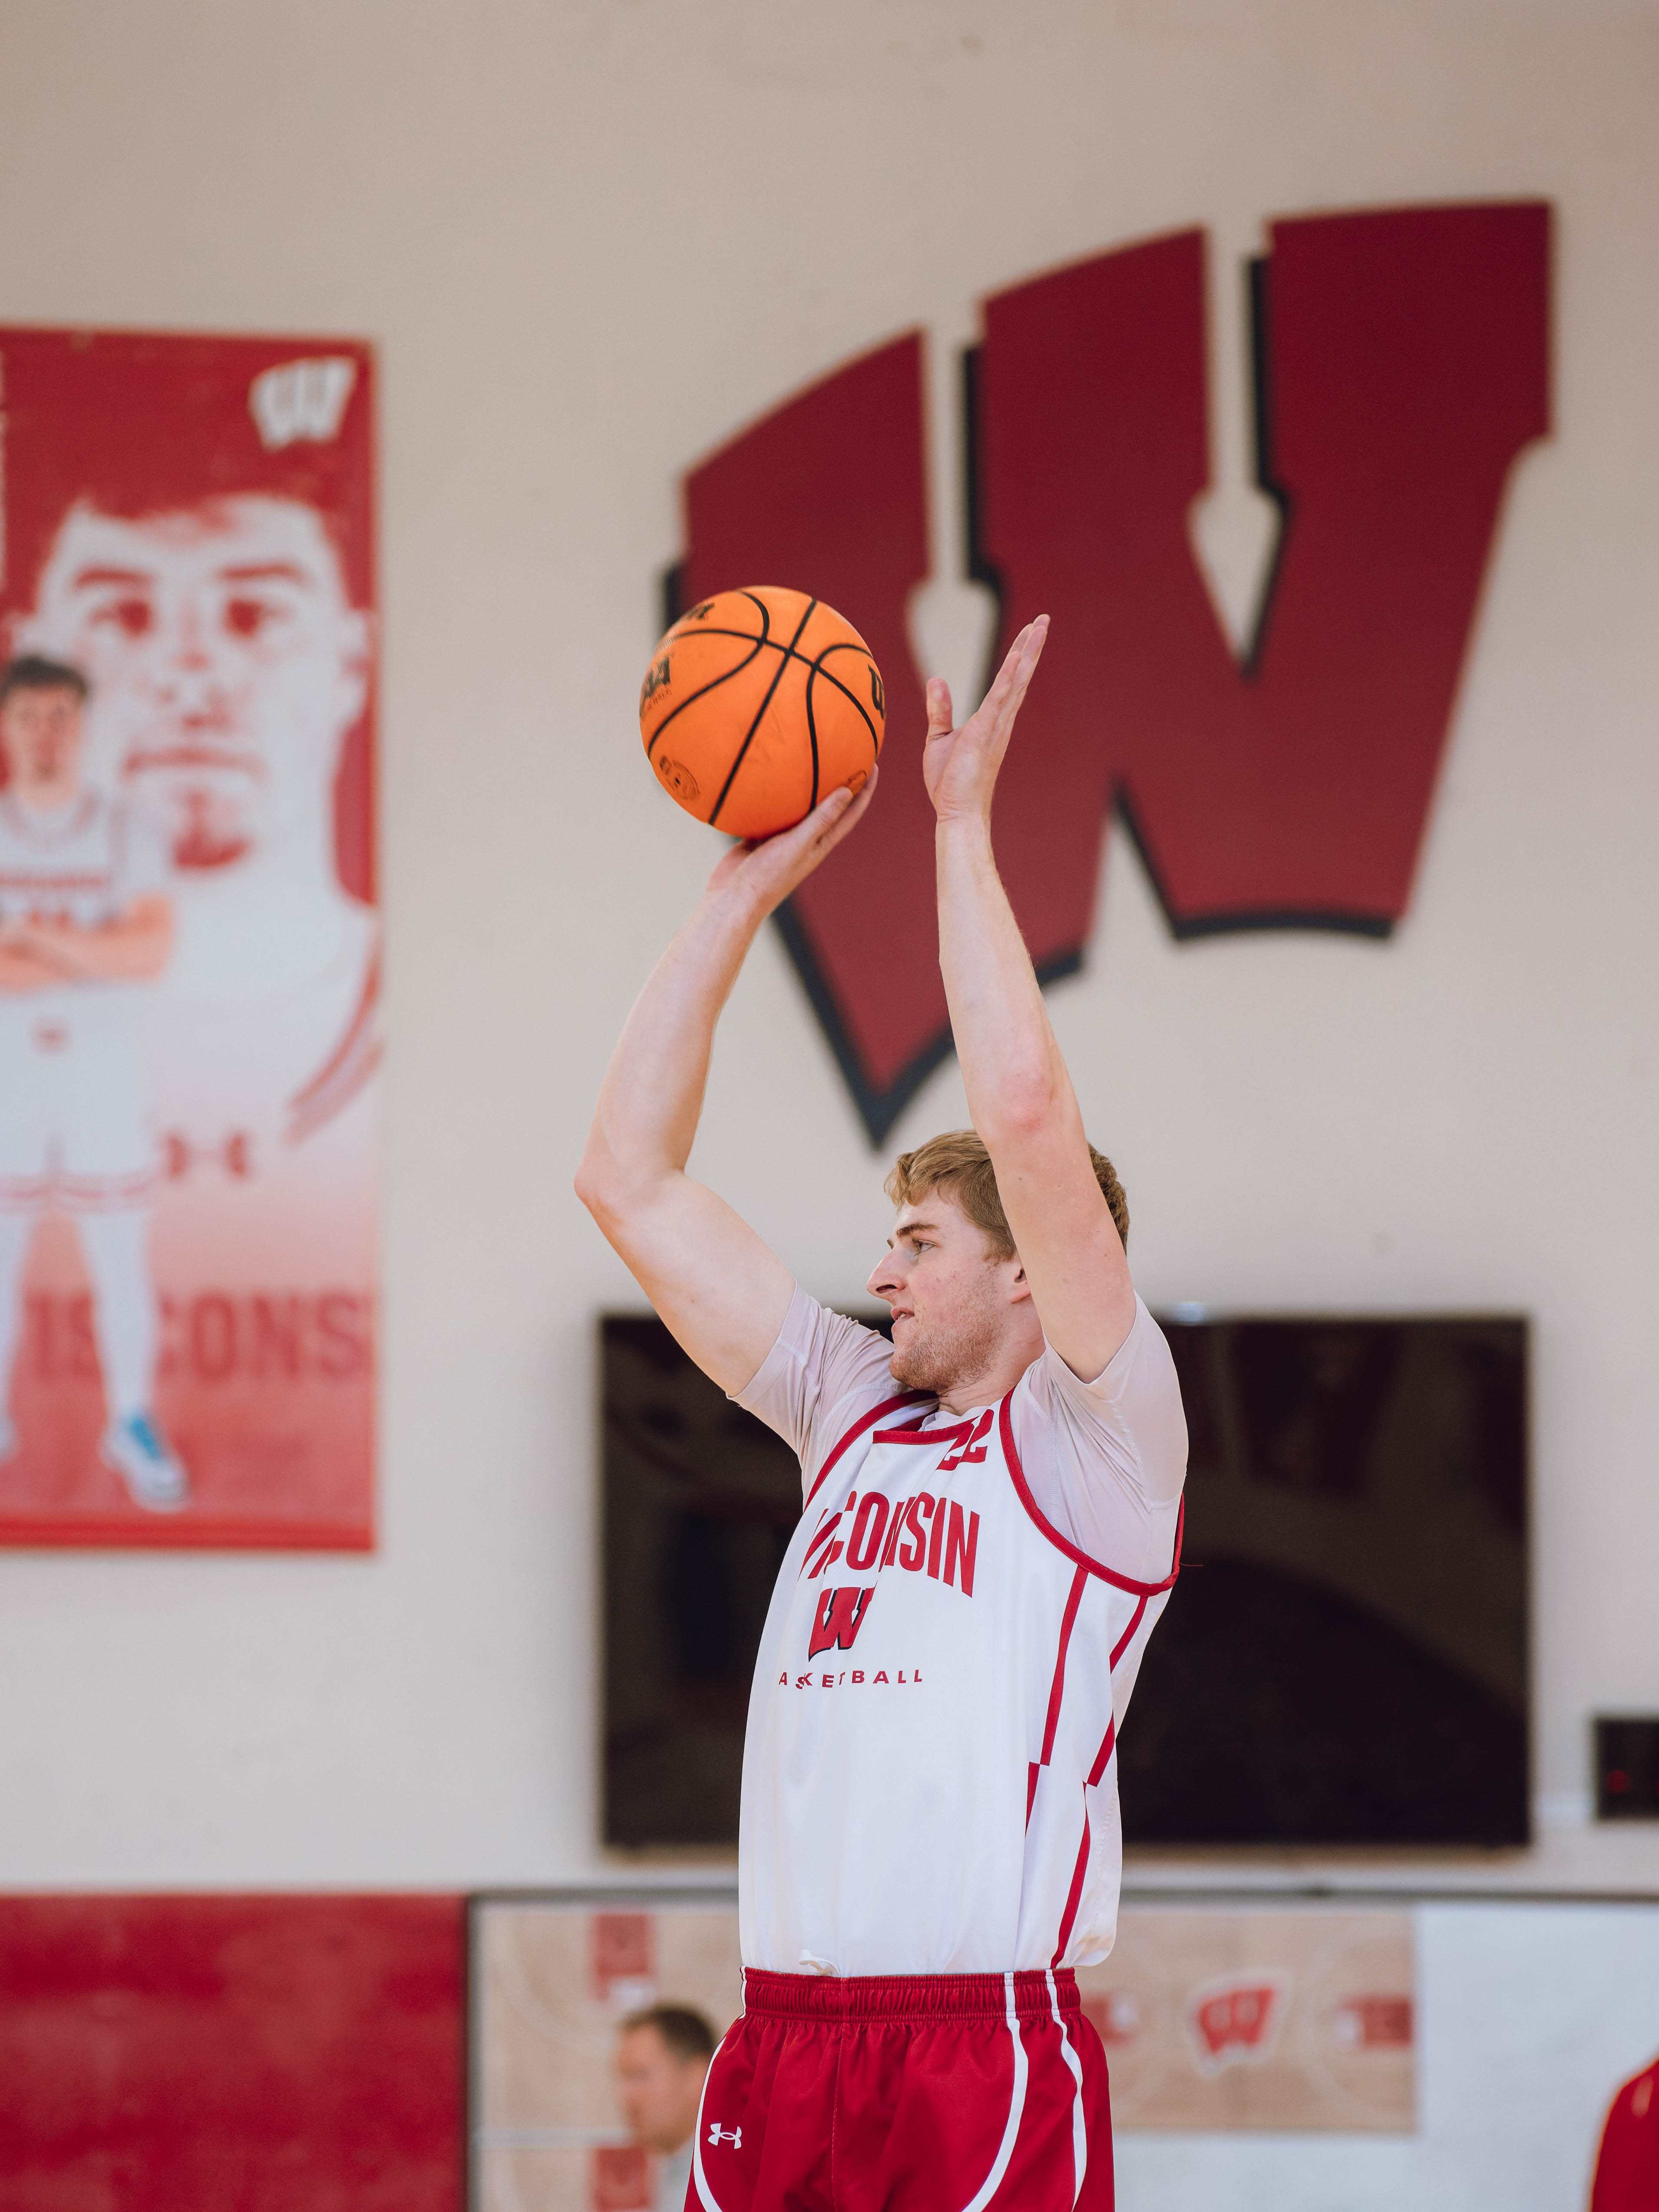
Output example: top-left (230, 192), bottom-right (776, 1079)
top-left (687, 1967), bottom-right (1114, 2212)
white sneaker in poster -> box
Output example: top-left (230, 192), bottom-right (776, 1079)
top-left (101, 1413), bottom-right (190, 1512)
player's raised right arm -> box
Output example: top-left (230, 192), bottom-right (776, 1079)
top-left (575, 775), bottom-right (876, 1396)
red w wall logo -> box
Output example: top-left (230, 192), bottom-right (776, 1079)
top-left (809, 1586), bottom-right (874, 1658)
top-left (672, 202), bottom-right (1550, 1142)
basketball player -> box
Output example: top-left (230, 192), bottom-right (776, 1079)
top-left (615, 2005), bottom-right (718, 2212)
top-left (0, 656), bottom-right (188, 1509)
top-left (578, 616), bottom-right (1187, 2209)
top-left (15, 492), bottom-right (379, 1160)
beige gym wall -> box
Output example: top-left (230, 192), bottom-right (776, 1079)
top-left (0, 0), bottom-right (1654, 1889)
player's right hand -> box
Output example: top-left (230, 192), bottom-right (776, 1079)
top-left (705, 768), bottom-right (878, 920)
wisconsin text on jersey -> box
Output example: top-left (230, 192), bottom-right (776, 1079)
top-left (787, 1407), bottom-right (989, 1679)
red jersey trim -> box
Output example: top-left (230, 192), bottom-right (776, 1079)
top-left (1110, 1596), bottom-right (1149, 1669)
top-left (1087, 1717), bottom-right (1117, 1788)
top-left (1076, 1601), bottom-right (1150, 1791)
top-left (1053, 1805), bottom-right (1092, 1965)
top-left (1039, 1566), bottom-right (1089, 1768)
top-left (804, 1390), bottom-right (932, 1508)
top-left (872, 1418), bottom-right (973, 1448)
top-left (998, 1393), bottom-right (1184, 1595)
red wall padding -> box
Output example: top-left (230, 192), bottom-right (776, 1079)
top-left (0, 1895), bottom-right (464, 2212)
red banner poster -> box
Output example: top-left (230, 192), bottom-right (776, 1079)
top-left (0, 330), bottom-right (377, 1547)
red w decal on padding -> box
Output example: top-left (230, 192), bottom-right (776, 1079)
top-left (674, 204), bottom-right (1550, 1144)
top-left (808, 1585), bottom-right (875, 1659)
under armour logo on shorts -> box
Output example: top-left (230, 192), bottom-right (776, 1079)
top-left (707, 2123), bottom-right (742, 2149)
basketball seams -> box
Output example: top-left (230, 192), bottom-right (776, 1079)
top-left (709, 596), bottom-right (820, 829)
top-left (672, 624), bottom-right (889, 734)
top-left (809, 641), bottom-right (882, 754)
top-left (669, 626), bottom-right (880, 743)
top-left (645, 590), bottom-right (778, 768)
top-left (739, 588), bottom-right (775, 637)
top-left (804, 664), bottom-right (821, 810)
top-left (644, 631), bottom-right (773, 764)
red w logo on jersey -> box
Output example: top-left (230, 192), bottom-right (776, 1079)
top-left (808, 1586), bottom-right (874, 1659)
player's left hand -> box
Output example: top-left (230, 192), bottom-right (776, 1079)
top-left (922, 614), bottom-right (1048, 828)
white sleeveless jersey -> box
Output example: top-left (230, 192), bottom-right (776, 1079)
top-left (739, 1386), bottom-right (1182, 1978)
top-left (0, 790), bottom-right (163, 1056)
top-left (0, 790), bottom-right (156, 934)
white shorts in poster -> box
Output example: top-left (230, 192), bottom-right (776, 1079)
top-left (0, 328), bottom-right (377, 1548)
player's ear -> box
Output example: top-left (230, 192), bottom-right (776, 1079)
top-left (1005, 1256), bottom-right (1033, 1304)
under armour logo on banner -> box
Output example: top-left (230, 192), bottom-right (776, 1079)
top-left (707, 2123), bottom-right (743, 2148)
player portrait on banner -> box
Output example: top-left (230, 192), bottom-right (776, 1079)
top-left (0, 330), bottom-right (377, 1548)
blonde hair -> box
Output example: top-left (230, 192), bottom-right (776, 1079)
top-left (885, 1129), bottom-right (1128, 1258)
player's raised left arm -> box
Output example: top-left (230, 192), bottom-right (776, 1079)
top-left (11, 894), bottom-right (174, 983)
top-left (927, 617), bottom-right (1137, 1381)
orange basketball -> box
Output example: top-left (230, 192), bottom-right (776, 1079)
top-left (639, 586), bottom-right (885, 839)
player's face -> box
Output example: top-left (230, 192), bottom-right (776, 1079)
top-left (23, 497), bottom-right (369, 872)
top-left (868, 1191), bottom-right (1015, 1397)
top-left (0, 684), bottom-right (85, 799)
top-left (614, 2027), bottom-right (707, 2155)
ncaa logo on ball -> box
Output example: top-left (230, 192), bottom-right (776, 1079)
top-left (639, 654), bottom-right (671, 711)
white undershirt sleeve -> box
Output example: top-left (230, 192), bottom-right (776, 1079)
top-left (1012, 1294), bottom-right (1189, 1584)
top-left (732, 1284), bottom-right (897, 1503)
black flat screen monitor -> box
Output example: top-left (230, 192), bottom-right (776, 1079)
top-left (601, 1311), bottom-right (1528, 1851)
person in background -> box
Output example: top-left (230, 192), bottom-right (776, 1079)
top-left (615, 2004), bottom-right (717, 2212)
top-left (1591, 2050), bottom-right (1659, 2211)
top-left (0, 655), bottom-right (185, 1508)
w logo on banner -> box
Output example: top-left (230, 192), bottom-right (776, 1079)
top-left (809, 1586), bottom-right (874, 1659)
top-left (670, 201), bottom-right (1550, 1143)
top-left (248, 356), bottom-right (358, 449)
